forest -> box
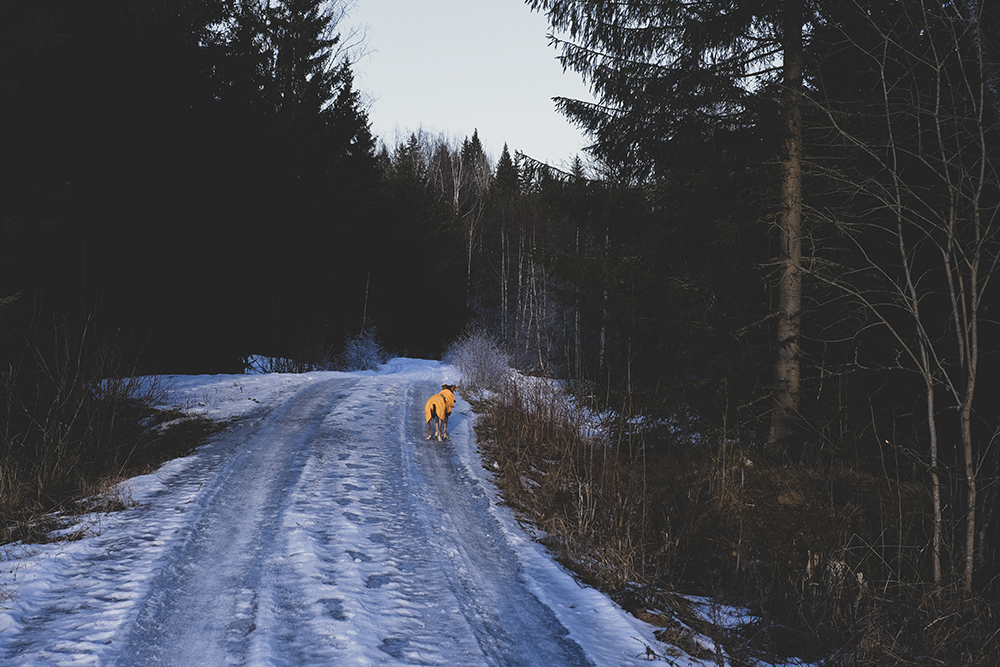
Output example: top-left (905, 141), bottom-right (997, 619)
top-left (2, 0), bottom-right (999, 663)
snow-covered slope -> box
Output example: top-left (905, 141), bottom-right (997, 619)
top-left (0, 359), bottom-right (709, 666)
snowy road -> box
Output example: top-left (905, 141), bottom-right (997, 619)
top-left (0, 360), bottom-right (678, 666)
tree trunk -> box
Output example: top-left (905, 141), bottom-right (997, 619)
top-left (769, 0), bottom-right (804, 452)
top-left (962, 387), bottom-right (977, 592)
top-left (922, 350), bottom-right (943, 586)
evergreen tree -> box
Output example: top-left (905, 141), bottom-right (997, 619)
top-left (1, 0), bottom-right (234, 365)
top-left (370, 133), bottom-right (465, 356)
top-left (266, 0), bottom-right (342, 121)
top-left (528, 0), bottom-right (806, 447)
top-left (494, 144), bottom-right (520, 197)
top-left (459, 130), bottom-right (493, 211)
top-left (0, 0), bottom-right (378, 371)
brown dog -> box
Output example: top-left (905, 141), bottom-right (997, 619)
top-left (424, 384), bottom-right (457, 441)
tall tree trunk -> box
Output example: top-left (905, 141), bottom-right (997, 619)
top-left (922, 346), bottom-right (943, 586)
top-left (962, 380), bottom-right (977, 592)
top-left (501, 222), bottom-right (509, 341)
top-left (574, 224), bottom-right (582, 380)
top-left (769, 0), bottom-right (804, 451)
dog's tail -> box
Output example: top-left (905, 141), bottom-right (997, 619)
top-left (425, 396), bottom-right (442, 423)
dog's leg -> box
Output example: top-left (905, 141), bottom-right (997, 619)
top-left (442, 415), bottom-right (450, 440)
top-left (426, 404), bottom-right (437, 440)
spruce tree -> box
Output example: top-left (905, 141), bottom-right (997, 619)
top-left (528, 0), bottom-right (808, 451)
top-left (266, 0), bottom-right (341, 121)
top-left (494, 144), bottom-right (520, 197)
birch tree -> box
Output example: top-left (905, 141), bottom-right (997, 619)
top-left (425, 132), bottom-right (492, 288)
top-left (811, 0), bottom-right (1000, 592)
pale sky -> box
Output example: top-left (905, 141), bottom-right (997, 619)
top-left (345, 0), bottom-right (595, 168)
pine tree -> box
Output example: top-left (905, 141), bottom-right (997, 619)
top-left (528, 0), bottom-right (808, 451)
top-left (266, 0), bottom-right (341, 121)
top-left (459, 130), bottom-right (493, 211)
top-left (494, 144), bottom-right (520, 197)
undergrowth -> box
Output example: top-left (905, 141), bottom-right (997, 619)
top-left (0, 314), bottom-right (223, 545)
top-left (450, 332), bottom-right (1000, 665)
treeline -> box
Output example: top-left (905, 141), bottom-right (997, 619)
top-left (469, 0), bottom-right (998, 597)
top-left (0, 0), bottom-right (464, 372)
top-left (367, 0), bottom-right (1000, 659)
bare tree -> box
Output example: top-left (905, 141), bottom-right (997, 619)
top-left (811, 0), bottom-right (1000, 591)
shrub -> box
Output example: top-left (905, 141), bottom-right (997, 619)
top-left (444, 327), bottom-right (511, 395)
top-left (244, 341), bottom-right (338, 374)
top-left (336, 327), bottom-right (389, 372)
top-left (244, 355), bottom-right (302, 374)
top-left (0, 314), bottom-right (172, 531)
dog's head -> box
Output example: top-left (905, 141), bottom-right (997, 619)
top-left (441, 384), bottom-right (457, 394)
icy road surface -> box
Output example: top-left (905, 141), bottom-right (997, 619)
top-left (0, 359), bottom-right (692, 666)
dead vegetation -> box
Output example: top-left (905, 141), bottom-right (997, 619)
top-left (1, 315), bottom-right (223, 545)
top-left (463, 368), bottom-right (1000, 665)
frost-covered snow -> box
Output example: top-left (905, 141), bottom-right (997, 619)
top-left (0, 359), bottom-right (721, 666)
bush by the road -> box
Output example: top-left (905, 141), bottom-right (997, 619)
top-left (336, 327), bottom-right (390, 372)
top-left (444, 328), bottom-right (511, 396)
top-left (0, 315), bottom-right (217, 543)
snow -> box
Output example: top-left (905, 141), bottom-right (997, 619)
top-left (1, 358), bottom-right (723, 666)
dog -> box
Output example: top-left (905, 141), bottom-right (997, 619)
top-left (424, 384), bottom-right (457, 441)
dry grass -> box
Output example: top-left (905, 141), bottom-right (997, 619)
top-left (469, 374), bottom-right (1000, 665)
top-left (0, 316), bottom-right (224, 545)
top-left (1, 406), bottom-right (222, 546)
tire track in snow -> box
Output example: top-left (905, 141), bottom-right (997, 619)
top-left (404, 381), bottom-right (594, 667)
top-left (110, 377), bottom-right (361, 666)
top-left (0, 392), bottom-right (295, 667)
top-left (280, 373), bottom-right (489, 665)
top-left (1, 368), bottom-right (617, 666)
